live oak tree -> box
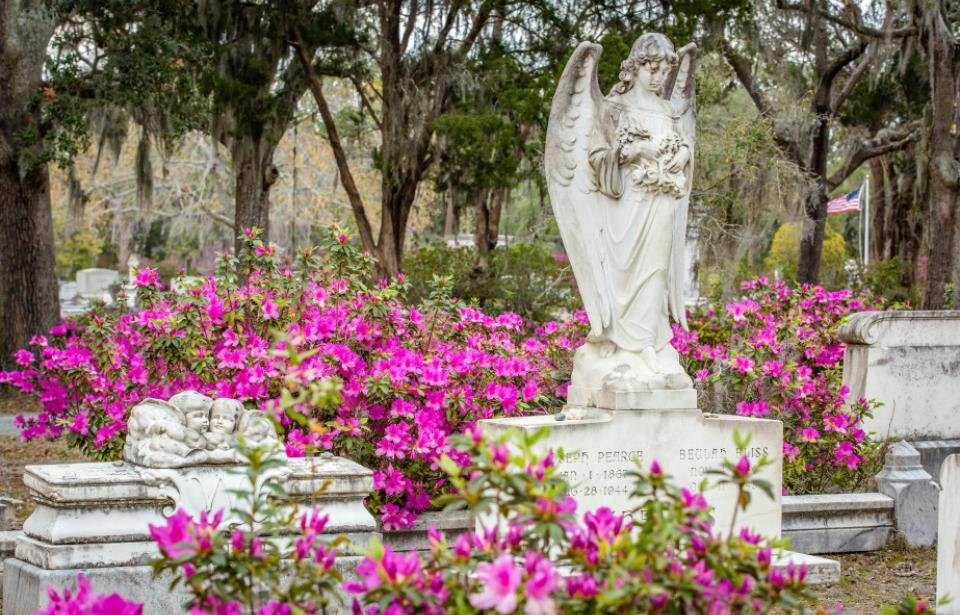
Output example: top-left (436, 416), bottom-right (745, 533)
top-left (905, 0), bottom-right (960, 308)
top-left (291, 0), bottom-right (752, 277)
top-left (0, 0), bottom-right (61, 367)
top-left (291, 0), bottom-right (503, 277)
top-left (51, 0), bottom-right (362, 255)
top-left (717, 0), bottom-right (918, 284)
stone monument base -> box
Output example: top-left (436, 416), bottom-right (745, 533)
top-left (3, 456), bottom-right (378, 615)
top-left (566, 385), bottom-right (698, 410)
top-left (482, 406), bottom-right (783, 537)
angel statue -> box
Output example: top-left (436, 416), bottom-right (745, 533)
top-left (546, 33), bottom-right (698, 408)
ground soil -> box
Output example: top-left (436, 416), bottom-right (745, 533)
top-left (812, 543), bottom-right (937, 613)
top-left (0, 389), bottom-right (39, 415)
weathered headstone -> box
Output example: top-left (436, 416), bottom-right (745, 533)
top-left (3, 392), bottom-right (378, 615)
top-left (170, 275), bottom-right (203, 294)
top-left (841, 311), bottom-right (960, 444)
top-left (937, 454), bottom-right (960, 613)
top-left (75, 268), bottom-right (120, 300)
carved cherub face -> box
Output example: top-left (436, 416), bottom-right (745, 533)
top-left (209, 399), bottom-right (241, 434)
top-left (169, 391), bottom-right (213, 432)
top-left (184, 408), bottom-right (210, 433)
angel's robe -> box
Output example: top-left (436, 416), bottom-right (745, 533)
top-left (587, 95), bottom-right (690, 353)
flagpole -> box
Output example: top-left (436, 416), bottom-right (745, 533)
top-left (863, 176), bottom-right (870, 266)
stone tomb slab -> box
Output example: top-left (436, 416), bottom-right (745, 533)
top-left (482, 408), bottom-right (782, 538)
top-left (3, 456), bottom-right (378, 615)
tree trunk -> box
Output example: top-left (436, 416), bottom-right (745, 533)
top-left (474, 188), bottom-right (505, 254)
top-left (443, 191), bottom-right (461, 241)
top-left (0, 3), bottom-right (61, 368)
top-left (232, 135), bottom-right (279, 254)
top-left (919, 7), bottom-right (960, 309)
top-left (376, 177), bottom-right (418, 278)
top-left (868, 156), bottom-right (887, 263)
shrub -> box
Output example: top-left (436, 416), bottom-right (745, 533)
top-left (764, 222), bottom-right (849, 289)
top-left (402, 242), bottom-right (579, 323)
top-left (2, 227), bottom-right (585, 527)
top-left (672, 277), bottom-right (885, 494)
top-left (36, 574), bottom-right (143, 614)
top-left (96, 431), bottom-right (810, 614)
top-left (351, 427), bottom-right (810, 613)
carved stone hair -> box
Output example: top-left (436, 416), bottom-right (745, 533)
top-left (611, 33), bottom-right (679, 95)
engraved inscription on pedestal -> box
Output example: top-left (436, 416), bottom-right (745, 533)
top-left (483, 410), bottom-right (782, 537)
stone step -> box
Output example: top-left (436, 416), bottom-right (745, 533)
top-left (783, 492), bottom-right (894, 554)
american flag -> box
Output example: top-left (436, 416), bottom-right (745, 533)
top-left (827, 185), bottom-right (863, 214)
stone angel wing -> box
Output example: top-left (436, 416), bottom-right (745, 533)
top-left (664, 43), bottom-right (697, 331)
top-left (545, 42), bottom-right (608, 337)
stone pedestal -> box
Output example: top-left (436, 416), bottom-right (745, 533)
top-left (876, 441), bottom-right (939, 546)
top-left (482, 406), bottom-right (782, 537)
top-left (840, 310), bottom-right (960, 442)
top-left (3, 456), bottom-right (377, 615)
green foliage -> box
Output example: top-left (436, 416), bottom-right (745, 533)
top-left (402, 242), bottom-right (579, 322)
top-left (765, 222), bottom-right (849, 288)
top-left (54, 229), bottom-right (102, 278)
top-left (150, 442), bottom-right (348, 612)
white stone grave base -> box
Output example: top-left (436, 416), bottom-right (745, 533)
top-left (3, 556), bottom-right (364, 615)
top-left (773, 550), bottom-right (840, 585)
top-left (3, 456), bottom-right (378, 615)
top-left (482, 407), bottom-right (783, 538)
top-left (937, 454), bottom-right (960, 613)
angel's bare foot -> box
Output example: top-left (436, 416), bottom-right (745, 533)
top-left (665, 372), bottom-right (691, 389)
top-left (640, 346), bottom-right (661, 374)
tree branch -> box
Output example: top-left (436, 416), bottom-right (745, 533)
top-left (822, 41), bottom-right (867, 89)
top-left (775, 0), bottom-right (915, 38)
top-left (290, 23), bottom-right (377, 254)
top-left (831, 47), bottom-right (872, 113)
top-left (350, 76), bottom-right (383, 131)
top-left (457, 0), bottom-right (496, 57)
top-left (719, 37), bottom-right (804, 166)
top-left (827, 125), bottom-right (918, 189)
top-left (401, 0), bottom-right (417, 53)
top-left (434, 0), bottom-right (465, 55)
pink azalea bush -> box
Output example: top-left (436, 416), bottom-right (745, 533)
top-left (36, 574), bottom-right (142, 614)
top-left (671, 277), bottom-right (886, 493)
top-left (2, 228), bottom-right (584, 527)
top-left (348, 427), bottom-right (809, 613)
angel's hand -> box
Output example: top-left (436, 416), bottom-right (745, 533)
top-left (666, 146), bottom-right (690, 173)
top-left (620, 139), bottom-right (656, 164)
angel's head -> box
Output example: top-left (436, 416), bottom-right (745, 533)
top-left (613, 33), bottom-right (678, 96)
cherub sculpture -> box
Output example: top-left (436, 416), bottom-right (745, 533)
top-left (545, 33), bottom-right (697, 405)
top-left (123, 391), bottom-right (284, 468)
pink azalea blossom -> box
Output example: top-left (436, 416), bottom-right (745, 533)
top-left (469, 554), bottom-right (523, 613)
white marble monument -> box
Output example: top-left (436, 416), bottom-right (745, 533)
top-left (3, 392), bottom-right (377, 615)
top-left (545, 33), bottom-right (697, 410)
top-left (841, 310), bottom-right (960, 443)
top-left (938, 454), bottom-right (960, 613)
top-left (483, 33), bottom-right (784, 540)
top-left (75, 268), bottom-right (120, 302)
